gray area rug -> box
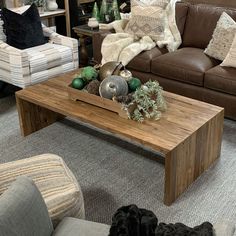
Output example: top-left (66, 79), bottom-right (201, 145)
top-left (0, 95), bottom-right (236, 227)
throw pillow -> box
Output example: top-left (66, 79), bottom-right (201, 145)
top-left (0, 176), bottom-right (53, 236)
top-left (221, 34), bottom-right (236, 68)
top-left (0, 19), bottom-right (6, 42)
top-left (204, 12), bottom-right (236, 61)
top-left (124, 0), bottom-right (169, 41)
top-left (2, 3), bottom-right (46, 49)
top-left (0, 9), bottom-right (6, 42)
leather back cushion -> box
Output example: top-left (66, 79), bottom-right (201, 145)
top-left (182, 4), bottom-right (236, 49)
top-left (175, 2), bottom-right (189, 37)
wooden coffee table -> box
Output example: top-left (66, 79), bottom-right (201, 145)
top-left (15, 70), bottom-right (224, 205)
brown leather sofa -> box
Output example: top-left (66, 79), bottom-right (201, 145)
top-left (93, 2), bottom-right (236, 120)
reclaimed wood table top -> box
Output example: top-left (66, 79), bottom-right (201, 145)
top-left (16, 70), bottom-right (224, 155)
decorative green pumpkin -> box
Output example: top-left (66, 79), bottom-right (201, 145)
top-left (72, 77), bottom-right (85, 90)
top-left (128, 77), bottom-right (142, 91)
top-left (81, 66), bottom-right (98, 81)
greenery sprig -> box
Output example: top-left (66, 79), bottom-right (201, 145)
top-left (125, 80), bottom-right (167, 122)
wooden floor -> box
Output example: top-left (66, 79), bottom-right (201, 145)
top-left (16, 70), bottom-right (224, 205)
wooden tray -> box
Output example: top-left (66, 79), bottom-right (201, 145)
top-left (67, 84), bottom-right (129, 119)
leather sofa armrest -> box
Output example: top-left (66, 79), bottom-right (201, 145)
top-left (92, 30), bottom-right (113, 64)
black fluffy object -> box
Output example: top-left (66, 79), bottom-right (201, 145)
top-left (155, 222), bottom-right (213, 236)
top-left (109, 204), bottom-right (158, 236)
top-left (109, 205), bottom-right (213, 236)
top-left (2, 4), bottom-right (46, 49)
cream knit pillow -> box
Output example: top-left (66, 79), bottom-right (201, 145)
top-left (221, 34), bottom-right (236, 67)
top-left (124, 0), bottom-right (169, 41)
top-left (204, 12), bottom-right (236, 61)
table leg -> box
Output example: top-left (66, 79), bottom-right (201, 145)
top-left (16, 96), bottom-right (64, 137)
top-left (164, 110), bottom-right (224, 205)
top-left (79, 36), bottom-right (89, 66)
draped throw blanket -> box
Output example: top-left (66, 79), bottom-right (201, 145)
top-left (101, 0), bottom-right (181, 66)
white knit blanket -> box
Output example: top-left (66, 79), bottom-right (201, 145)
top-left (101, 0), bottom-right (181, 66)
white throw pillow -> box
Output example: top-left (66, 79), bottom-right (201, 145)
top-left (221, 34), bottom-right (236, 68)
top-left (204, 12), bottom-right (236, 61)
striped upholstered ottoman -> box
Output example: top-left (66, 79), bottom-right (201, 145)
top-left (0, 154), bottom-right (85, 226)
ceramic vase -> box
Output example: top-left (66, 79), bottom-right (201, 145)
top-left (47, 0), bottom-right (58, 11)
top-left (88, 18), bottom-right (99, 29)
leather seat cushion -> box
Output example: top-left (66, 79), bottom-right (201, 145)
top-left (151, 47), bottom-right (219, 86)
top-left (205, 66), bottom-right (236, 96)
top-left (127, 47), bottom-right (168, 73)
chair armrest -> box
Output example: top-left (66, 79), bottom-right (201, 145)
top-left (0, 40), bottom-right (29, 68)
top-left (42, 25), bottom-right (78, 68)
top-left (0, 41), bottom-right (30, 85)
top-left (42, 25), bottom-right (78, 50)
top-left (92, 31), bottom-right (112, 64)
top-left (0, 40), bottom-right (26, 57)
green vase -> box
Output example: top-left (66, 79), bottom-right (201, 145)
top-left (92, 2), bottom-right (101, 22)
top-left (112, 0), bottom-right (121, 20)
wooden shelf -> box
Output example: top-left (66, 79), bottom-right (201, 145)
top-left (40, 9), bottom-right (66, 19)
top-left (79, 0), bottom-right (95, 4)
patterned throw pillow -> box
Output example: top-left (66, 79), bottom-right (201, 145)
top-left (221, 34), bottom-right (236, 68)
top-left (124, 0), bottom-right (169, 41)
top-left (204, 12), bottom-right (236, 61)
top-left (0, 10), bottom-right (6, 42)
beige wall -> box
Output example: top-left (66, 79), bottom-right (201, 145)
top-left (184, 0), bottom-right (236, 7)
top-left (5, 0), bottom-right (15, 7)
top-left (5, 0), bottom-right (25, 7)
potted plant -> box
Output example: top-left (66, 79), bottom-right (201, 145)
top-left (25, 0), bottom-right (46, 13)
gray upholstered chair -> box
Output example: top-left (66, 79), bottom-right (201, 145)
top-left (0, 176), bottom-right (110, 236)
